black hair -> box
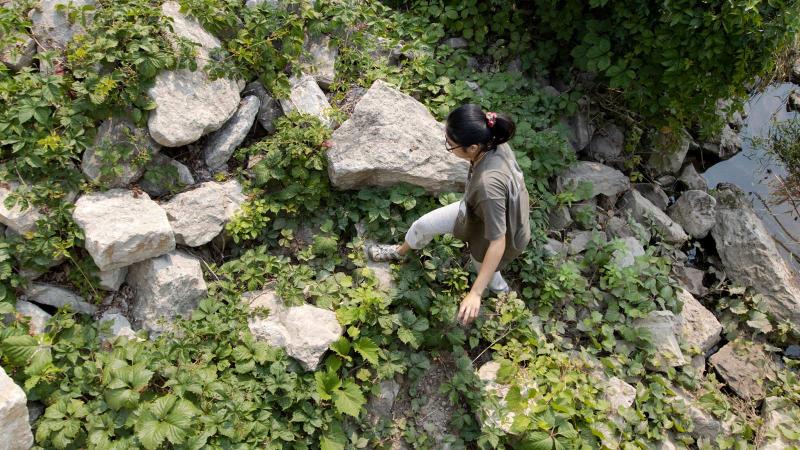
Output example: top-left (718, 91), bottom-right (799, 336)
top-left (445, 104), bottom-right (516, 152)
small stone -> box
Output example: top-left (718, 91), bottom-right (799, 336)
top-left (604, 376), bottom-right (636, 412)
top-left (709, 340), bottom-right (778, 401)
top-left (632, 183), bottom-right (669, 211)
top-left (0, 366), bottom-right (34, 450)
top-left (671, 266), bottom-right (708, 297)
top-left (785, 345), bottom-right (800, 359)
top-left (25, 283), bottom-right (97, 315)
top-left (163, 183), bottom-right (234, 247)
top-left (547, 206), bottom-right (572, 230)
top-left (13, 300), bottom-right (52, 334)
top-left (99, 312), bottom-right (137, 342)
top-left (647, 128), bottom-right (691, 175)
top-left (27, 402), bottom-right (44, 425)
top-left (678, 164), bottom-right (708, 191)
top-left (668, 190), bottom-right (716, 239)
top-left (279, 74), bottom-right (336, 129)
top-left (567, 230), bottom-right (606, 255)
top-left (302, 33), bottom-right (337, 90)
top-left (139, 154), bottom-right (195, 197)
top-left (443, 37), bottom-right (468, 49)
top-left (556, 161), bottom-right (630, 198)
top-left (242, 81), bottom-right (284, 134)
top-left (788, 90), bottom-right (800, 113)
top-left (587, 123), bottom-right (625, 166)
top-left (82, 118), bottom-right (161, 187)
top-left (672, 385), bottom-right (732, 442)
top-left (543, 238), bottom-right (566, 257)
top-left (203, 96), bottom-right (261, 170)
top-left (1, 32), bottom-right (35, 71)
top-left (0, 181), bottom-right (43, 234)
top-left (619, 190), bottom-right (688, 244)
top-left (30, 0), bottom-right (95, 51)
top-left (611, 236), bottom-right (645, 268)
top-left (634, 310), bottom-right (686, 371)
top-left (97, 267), bottom-right (128, 291)
top-left (366, 379), bottom-right (401, 423)
top-left (759, 396), bottom-right (800, 450)
top-left (676, 288), bottom-right (721, 353)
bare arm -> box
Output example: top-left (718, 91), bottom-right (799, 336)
top-left (457, 235), bottom-right (505, 325)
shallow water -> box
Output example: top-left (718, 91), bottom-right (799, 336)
top-left (703, 83), bottom-right (800, 272)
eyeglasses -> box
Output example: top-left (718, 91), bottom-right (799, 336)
top-left (445, 139), bottom-right (463, 153)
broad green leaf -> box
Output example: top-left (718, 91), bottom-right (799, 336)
top-left (332, 381), bottom-right (365, 418)
top-left (353, 337), bottom-right (379, 365)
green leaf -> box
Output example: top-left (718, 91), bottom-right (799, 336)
top-left (353, 337), bottom-right (379, 365)
top-left (332, 381), bottom-right (365, 418)
top-left (315, 370), bottom-right (341, 400)
top-left (1, 334), bottom-right (39, 366)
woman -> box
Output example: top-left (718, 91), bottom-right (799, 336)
top-left (369, 104), bottom-right (531, 326)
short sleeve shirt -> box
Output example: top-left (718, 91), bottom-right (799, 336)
top-left (452, 143), bottom-right (531, 270)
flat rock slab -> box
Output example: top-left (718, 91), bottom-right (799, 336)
top-left (633, 310), bottom-right (686, 371)
top-left (712, 184), bottom-right (800, 329)
top-left (328, 79), bottom-right (469, 193)
top-left (668, 190), bottom-right (716, 239)
top-left (678, 164), bottom-right (707, 191)
top-left (710, 340), bottom-right (778, 401)
top-left (147, 1), bottom-right (242, 147)
top-left (82, 118), bottom-right (161, 187)
top-left (556, 161), bottom-right (630, 198)
top-left (25, 283), bottom-right (97, 315)
top-left (280, 73), bottom-right (336, 128)
top-left (73, 189), bottom-right (175, 271)
top-left (0, 181), bottom-right (43, 234)
top-left (203, 96), bottom-right (261, 170)
top-left (245, 289), bottom-right (342, 371)
top-left (163, 181), bottom-right (244, 247)
top-left (127, 250), bottom-right (208, 335)
top-left (30, 0), bottom-right (95, 51)
top-left (671, 385), bottom-right (733, 442)
top-left (632, 183), bottom-right (669, 211)
top-left (0, 366), bottom-right (33, 450)
top-left (676, 288), bottom-right (721, 353)
top-left (619, 190), bottom-right (688, 244)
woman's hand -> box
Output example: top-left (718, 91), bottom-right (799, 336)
top-left (457, 291), bottom-right (482, 326)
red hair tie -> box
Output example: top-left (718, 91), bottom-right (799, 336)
top-left (485, 112), bottom-right (497, 128)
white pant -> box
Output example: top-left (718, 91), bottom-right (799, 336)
top-left (405, 201), bottom-right (509, 293)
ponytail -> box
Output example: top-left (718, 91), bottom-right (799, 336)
top-left (445, 104), bottom-right (516, 151)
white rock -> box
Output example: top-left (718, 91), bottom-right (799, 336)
top-left (566, 230), bottom-right (605, 255)
top-left (712, 184), bottom-right (800, 329)
top-left (147, 1), bottom-right (242, 147)
top-left (219, 180), bottom-right (246, 221)
top-left (0, 181), bottom-right (43, 234)
top-left (279, 73), bottom-right (336, 128)
top-left (619, 190), bottom-right (688, 244)
top-left (759, 397), bottom-right (800, 450)
top-left (99, 312), bottom-right (137, 342)
top-left (633, 310), bottom-right (686, 371)
top-left (139, 154), bottom-right (195, 197)
top-left (709, 340), bottom-right (778, 401)
top-left (73, 189), bottom-right (175, 271)
top-left (25, 283), bottom-right (96, 315)
top-left (13, 300), bottom-right (52, 334)
top-left (327, 79), bottom-right (469, 193)
top-left (676, 288), bottom-right (721, 353)
top-left (30, 0), bottom-right (95, 51)
top-left (556, 161), bottom-right (630, 198)
top-left (668, 190), bottom-right (716, 239)
top-left (245, 289), bottom-right (342, 371)
top-left (97, 267), bottom-right (127, 291)
top-left (476, 361), bottom-right (515, 433)
top-left (604, 376), bottom-right (636, 412)
top-left (303, 34), bottom-right (337, 90)
top-left (0, 366), bottom-right (33, 450)
top-left (611, 236), bottom-right (645, 269)
top-left (672, 385), bottom-right (733, 442)
top-left (163, 182), bottom-right (230, 246)
top-left (82, 118), bottom-right (161, 187)
top-left (127, 250), bottom-right (207, 335)
top-left (203, 96), bottom-right (261, 170)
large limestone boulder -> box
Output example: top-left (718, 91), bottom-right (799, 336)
top-left (668, 190), bottom-right (716, 239)
top-left (0, 366), bottom-right (33, 450)
top-left (709, 340), bottom-right (778, 401)
top-left (29, 0), bottom-right (95, 51)
top-left (711, 184), bottom-right (800, 329)
top-left (245, 289), bottom-right (342, 371)
top-left (327, 79), bottom-right (469, 193)
top-left (73, 189), bottom-right (175, 271)
top-left (279, 74), bottom-right (336, 128)
top-left (241, 81), bottom-right (284, 134)
top-left (139, 154), bottom-right (195, 197)
top-left (633, 310), bottom-right (686, 371)
top-left (703, 124), bottom-right (742, 160)
top-left (619, 190), bottom-right (688, 244)
top-left (556, 161), bottom-right (630, 198)
top-left (25, 283), bottom-right (97, 315)
top-left (127, 250), bottom-right (208, 335)
top-left (646, 129), bottom-right (691, 175)
top-left (162, 181), bottom-right (244, 246)
top-left (0, 181), bottom-right (43, 234)
top-left (147, 1), bottom-right (242, 147)
top-left (82, 118), bottom-right (161, 187)
top-left (203, 96), bottom-right (260, 170)
top-left (676, 289), bottom-right (721, 353)
top-left (1, 32), bottom-right (36, 71)
top-left (759, 397), bottom-right (800, 450)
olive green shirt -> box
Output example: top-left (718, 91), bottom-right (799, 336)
top-left (453, 144), bottom-right (531, 270)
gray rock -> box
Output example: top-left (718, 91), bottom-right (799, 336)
top-left (788, 90), bottom-right (800, 113)
top-left (567, 230), bottom-right (605, 255)
top-left (147, 2), bottom-right (242, 147)
top-left (97, 267), bottom-right (127, 291)
top-left (671, 266), bottom-right (708, 297)
top-left (73, 189), bottom-right (175, 271)
top-left (587, 123), bottom-right (625, 165)
top-left (366, 379), bottom-right (401, 423)
top-left (759, 397), bottom-right (800, 450)
top-left (82, 117), bottom-right (161, 187)
top-left (633, 183), bottom-right (669, 211)
top-left (619, 190), bottom-right (689, 244)
top-left (672, 385), bottom-right (733, 442)
top-left (543, 238), bottom-right (567, 258)
top-left (611, 236), bottom-right (645, 268)
top-left (647, 129), bottom-right (691, 175)
top-left (245, 0), bottom-right (279, 7)
top-left (562, 98), bottom-right (594, 152)
top-left (0, 181), bottom-right (43, 234)
top-left (0, 366), bottom-right (33, 450)
top-left (676, 288), bottom-right (721, 353)
top-left (476, 361), bottom-right (515, 433)
top-left (556, 161), bottom-right (630, 198)
top-left (27, 402), bottom-right (44, 425)
top-left (303, 34), bottom-right (337, 90)
top-left (710, 340), bottom-right (778, 401)
top-left (633, 310), bottom-right (686, 371)
top-left (127, 250), bottom-right (208, 335)
top-left (99, 312), bottom-right (137, 342)
top-left (13, 300), bottom-right (51, 334)
top-left (139, 154), bottom-right (195, 197)
top-left (570, 198), bottom-right (597, 229)
top-left (30, 0), bottom-right (95, 51)
top-left (363, 244), bottom-right (394, 291)
top-left (668, 190), bottom-right (716, 239)
top-left (327, 79), bottom-right (469, 193)
top-left (712, 184), bottom-right (800, 329)
top-left (678, 164), bottom-right (707, 191)
top-left (25, 283), bottom-right (97, 315)
top-left (1, 32), bottom-right (35, 71)
top-left (605, 215), bottom-right (651, 244)
top-left (655, 174), bottom-right (677, 190)
top-left (203, 96), bottom-right (260, 170)
top-left (547, 206), bottom-right (572, 230)
top-left (245, 289), bottom-right (342, 371)
top-left (443, 37), bottom-right (468, 49)
top-left (242, 81), bottom-right (284, 134)
top-left (604, 376), bottom-right (636, 412)
top-left (703, 124), bottom-right (742, 160)
top-left (279, 73), bottom-right (336, 129)
top-left (163, 181), bottom-right (244, 247)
